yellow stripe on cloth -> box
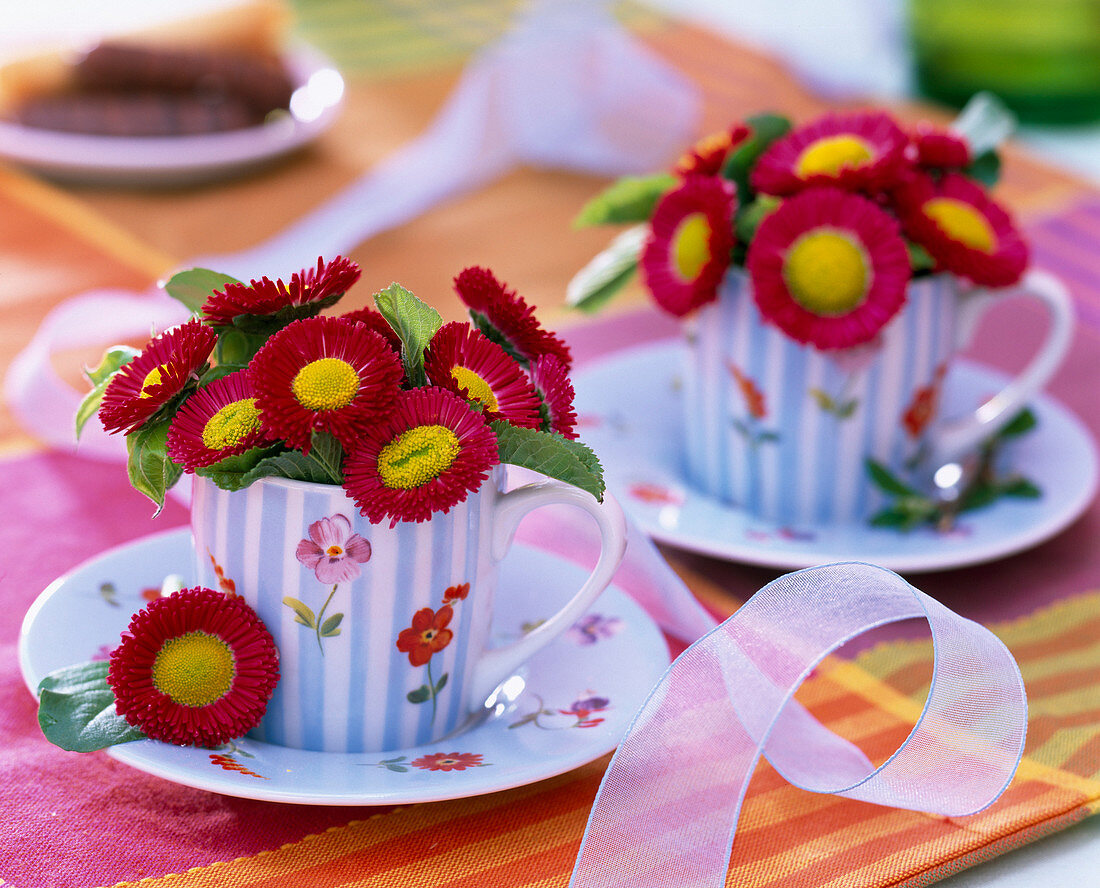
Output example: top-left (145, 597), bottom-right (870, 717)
top-left (0, 166), bottom-right (176, 279)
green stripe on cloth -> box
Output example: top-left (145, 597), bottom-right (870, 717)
top-left (290, 0), bottom-right (667, 77)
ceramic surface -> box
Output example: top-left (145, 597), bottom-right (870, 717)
top-left (20, 529), bottom-right (667, 804)
top-left (574, 340), bottom-right (1098, 572)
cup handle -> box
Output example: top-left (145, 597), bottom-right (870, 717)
top-left (929, 269), bottom-right (1074, 464)
top-left (469, 480), bottom-right (628, 703)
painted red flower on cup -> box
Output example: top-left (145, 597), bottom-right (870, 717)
top-left (295, 514), bottom-right (372, 583)
top-left (397, 605), bottom-right (455, 667)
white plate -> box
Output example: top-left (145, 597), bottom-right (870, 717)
top-left (0, 44), bottom-right (345, 186)
top-left (573, 340), bottom-right (1098, 573)
top-left (19, 528), bottom-right (668, 805)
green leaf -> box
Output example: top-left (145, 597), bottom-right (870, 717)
top-left (385, 763), bottom-right (410, 772)
top-left (491, 421), bottom-right (605, 501)
top-left (283, 597), bottom-right (316, 628)
top-left (407, 685), bottom-right (431, 704)
top-left (864, 459), bottom-right (918, 497)
top-left (997, 408), bottom-right (1038, 439)
top-left (75, 346), bottom-right (139, 438)
top-left (721, 113), bottom-right (791, 202)
top-left (1002, 478), bottom-right (1042, 499)
top-left (163, 268), bottom-right (240, 314)
top-left (434, 672), bottom-right (449, 694)
top-left (201, 449), bottom-right (341, 490)
top-left (126, 419), bottom-right (183, 516)
top-left (565, 225), bottom-right (645, 313)
top-left (907, 241), bottom-right (936, 273)
top-left (37, 661), bottom-right (145, 752)
top-left (373, 283), bottom-right (442, 387)
top-left (734, 195), bottom-right (780, 244)
top-left (573, 173), bottom-right (677, 227)
top-left (965, 150), bottom-right (1002, 188)
top-left (320, 613), bottom-right (344, 637)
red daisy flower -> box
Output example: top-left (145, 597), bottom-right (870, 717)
top-left (751, 111), bottom-right (907, 196)
top-left (201, 256), bottom-right (361, 328)
top-left (640, 175), bottom-right (736, 317)
top-left (339, 305), bottom-right (402, 353)
top-left (107, 587), bottom-right (279, 748)
top-left (395, 605), bottom-right (454, 666)
top-left (893, 172), bottom-right (1028, 287)
top-left (423, 321), bottom-right (542, 428)
top-left (99, 318), bottom-right (217, 435)
top-left (343, 386), bottom-right (500, 526)
top-left (411, 751), bottom-right (484, 771)
top-left (909, 122), bottom-right (971, 170)
top-left (248, 315), bottom-right (404, 453)
top-left (530, 354), bottom-right (578, 439)
top-left (746, 187), bottom-right (911, 350)
top-left (453, 267), bottom-right (572, 369)
top-left (674, 123), bottom-right (751, 177)
top-left (166, 370), bottom-right (274, 470)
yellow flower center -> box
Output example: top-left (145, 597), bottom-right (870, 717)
top-left (783, 229), bottom-right (870, 316)
top-left (201, 398), bottom-right (262, 451)
top-left (291, 358), bottom-right (360, 411)
top-left (450, 366), bottom-right (499, 412)
top-left (795, 135), bottom-right (874, 179)
top-left (377, 424), bottom-right (461, 490)
top-left (139, 366), bottom-right (166, 398)
top-left (151, 631), bottom-right (236, 707)
top-left (671, 212), bottom-right (713, 281)
top-left (326, 544), bottom-right (344, 557)
top-left (923, 197), bottom-right (997, 253)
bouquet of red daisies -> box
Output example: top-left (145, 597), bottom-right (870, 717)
top-left (568, 97), bottom-right (1028, 351)
top-left (80, 259), bottom-right (601, 521)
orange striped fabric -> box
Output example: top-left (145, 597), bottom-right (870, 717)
top-left (106, 591), bottom-right (1100, 888)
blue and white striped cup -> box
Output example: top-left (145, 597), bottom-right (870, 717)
top-left (682, 268), bottom-right (1072, 526)
top-left (190, 468), bottom-right (626, 753)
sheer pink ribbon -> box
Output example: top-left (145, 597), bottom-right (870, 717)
top-left (570, 562), bottom-right (1027, 887)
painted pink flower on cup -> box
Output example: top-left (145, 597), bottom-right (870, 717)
top-left (296, 514), bottom-right (372, 583)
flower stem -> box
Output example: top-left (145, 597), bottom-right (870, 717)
top-left (427, 659), bottom-right (438, 724)
top-left (315, 584), bottom-right (338, 654)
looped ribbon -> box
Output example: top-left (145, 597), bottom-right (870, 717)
top-left (570, 562), bottom-right (1028, 888)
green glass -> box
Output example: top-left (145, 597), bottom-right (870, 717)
top-left (910, 0), bottom-right (1100, 124)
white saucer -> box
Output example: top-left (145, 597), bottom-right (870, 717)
top-left (19, 529), bottom-right (668, 805)
top-left (573, 340), bottom-right (1098, 573)
top-left (0, 44), bottom-right (345, 187)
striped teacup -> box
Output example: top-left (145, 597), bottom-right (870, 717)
top-left (681, 268), bottom-right (1072, 526)
top-left (190, 468), bottom-right (626, 753)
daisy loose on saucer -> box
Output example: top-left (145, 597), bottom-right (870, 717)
top-left (423, 321), bottom-right (542, 428)
top-left (640, 175), bottom-right (736, 317)
top-left (98, 318), bottom-right (217, 435)
top-left (107, 586), bottom-right (279, 748)
top-left (894, 172), bottom-right (1028, 287)
top-left (249, 315), bottom-right (404, 452)
top-left (751, 111), bottom-right (906, 196)
top-left (201, 256), bottom-right (361, 328)
top-left (166, 370), bottom-right (273, 470)
top-left (746, 187), bottom-right (911, 350)
top-left (343, 386), bottom-right (500, 526)
top-left (453, 266), bottom-right (573, 369)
